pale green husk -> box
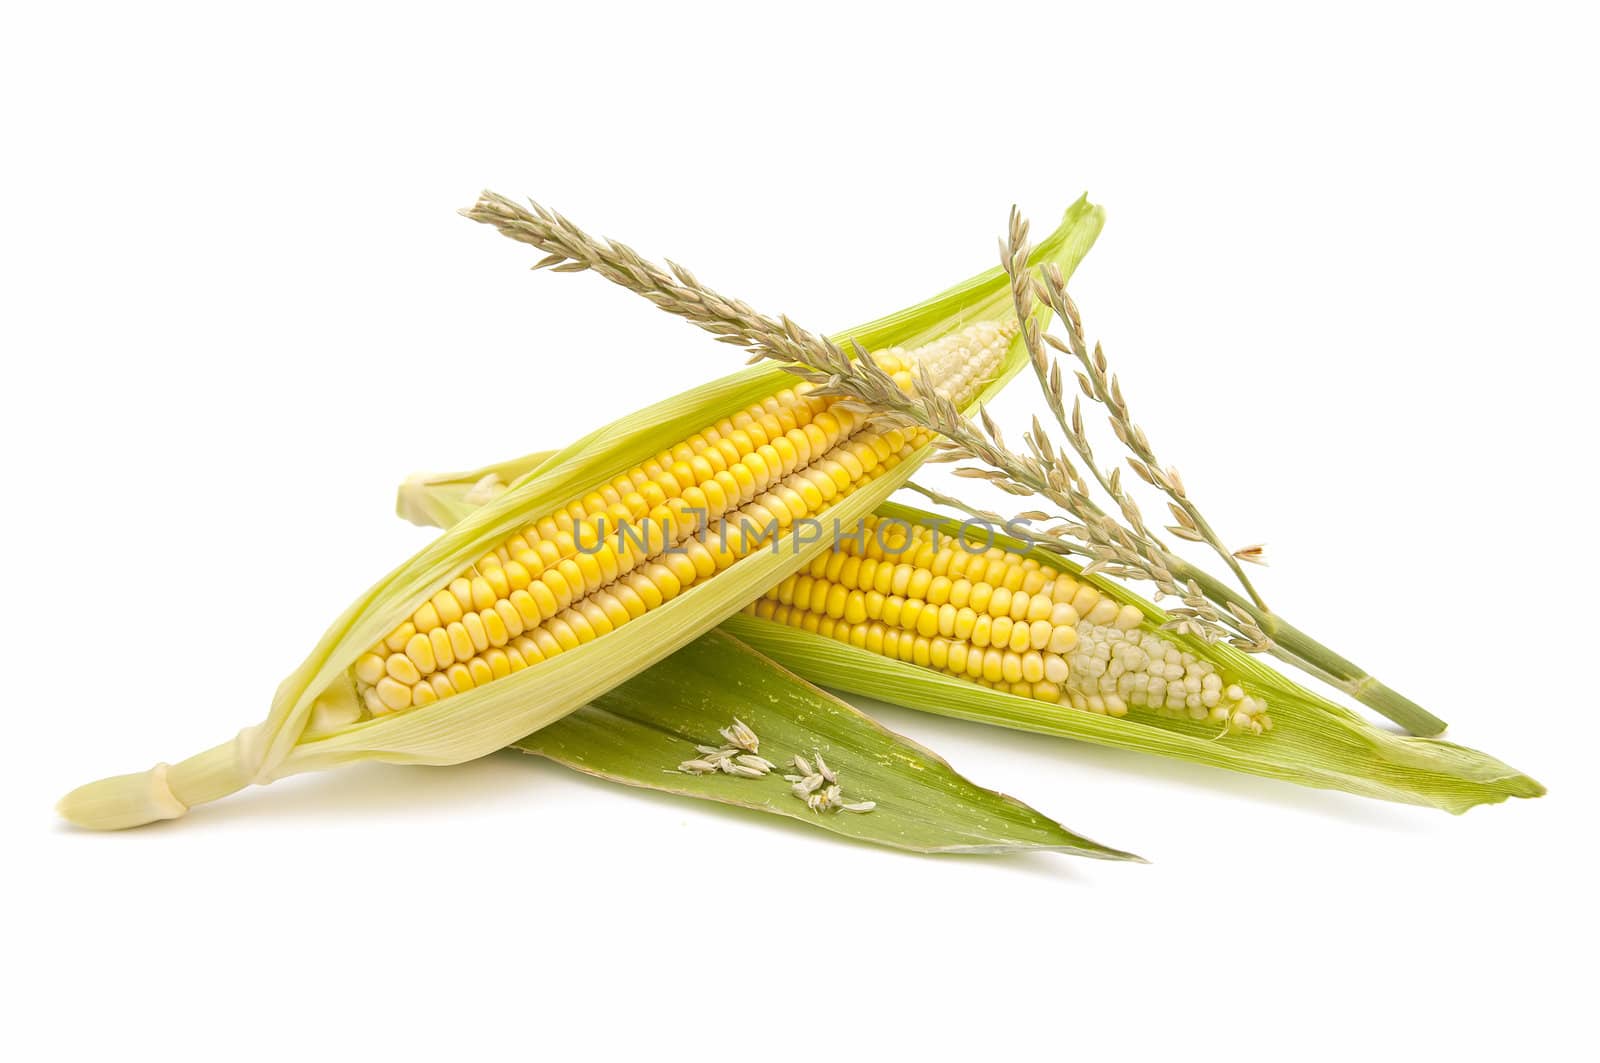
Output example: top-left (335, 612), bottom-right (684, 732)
top-left (58, 198), bottom-right (1105, 830)
top-left (521, 629), bottom-right (1138, 858)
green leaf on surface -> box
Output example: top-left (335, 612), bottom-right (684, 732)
top-left (513, 630), bottom-right (1140, 859)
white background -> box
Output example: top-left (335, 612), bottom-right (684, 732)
top-left (3, 2), bottom-right (1594, 1059)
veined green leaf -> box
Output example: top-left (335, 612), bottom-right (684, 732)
top-left (518, 630), bottom-right (1138, 858)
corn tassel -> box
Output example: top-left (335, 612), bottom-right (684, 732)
top-left (58, 198), bottom-right (1104, 830)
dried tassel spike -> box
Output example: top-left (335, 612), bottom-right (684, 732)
top-left (790, 773), bottom-right (824, 797)
top-left (838, 801), bottom-right (877, 814)
top-left (677, 759), bottom-right (720, 775)
top-left (792, 754), bottom-right (814, 777)
top-left (720, 717), bottom-right (760, 753)
top-left (813, 752), bottom-right (837, 785)
top-left (1233, 544), bottom-right (1268, 566)
top-left (734, 754), bottom-right (776, 773)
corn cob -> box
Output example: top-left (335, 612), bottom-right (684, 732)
top-left (335, 323), bottom-right (1012, 727)
top-left (58, 200), bottom-right (1104, 830)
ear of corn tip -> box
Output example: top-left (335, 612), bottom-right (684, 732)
top-left (59, 199), bottom-right (1105, 830)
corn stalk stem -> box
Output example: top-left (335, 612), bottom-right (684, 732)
top-left (1164, 558), bottom-right (1446, 736)
top-left (57, 737), bottom-right (252, 830)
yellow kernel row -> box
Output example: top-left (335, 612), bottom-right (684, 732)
top-left (484, 389), bottom-right (858, 577)
top-left (493, 385), bottom-right (836, 555)
top-left (764, 572), bottom-right (1083, 654)
top-left (748, 599), bottom-right (1068, 700)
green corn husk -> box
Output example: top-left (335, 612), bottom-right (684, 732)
top-left (401, 491), bottom-right (1540, 815)
top-left (58, 198), bottom-right (1105, 830)
top-left (522, 629), bottom-right (1138, 858)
